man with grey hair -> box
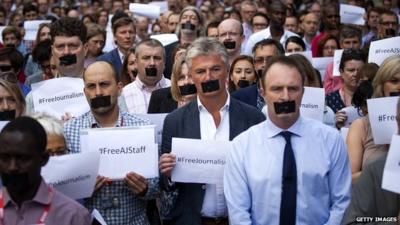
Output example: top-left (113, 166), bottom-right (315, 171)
top-left (218, 18), bottom-right (244, 65)
top-left (122, 39), bottom-right (171, 114)
top-left (159, 37), bottom-right (265, 225)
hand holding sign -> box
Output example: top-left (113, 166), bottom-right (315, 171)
top-left (159, 153), bottom-right (176, 178)
top-left (125, 172), bottom-right (149, 196)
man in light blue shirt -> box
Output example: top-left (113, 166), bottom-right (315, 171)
top-left (224, 55), bottom-right (351, 225)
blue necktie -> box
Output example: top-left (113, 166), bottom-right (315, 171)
top-left (279, 131), bottom-right (297, 225)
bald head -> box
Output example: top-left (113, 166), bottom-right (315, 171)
top-left (218, 18), bottom-right (244, 56)
top-left (84, 61), bottom-right (119, 82)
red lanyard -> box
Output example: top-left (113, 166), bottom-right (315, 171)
top-left (0, 188), bottom-right (53, 225)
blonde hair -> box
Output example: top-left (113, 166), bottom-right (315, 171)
top-left (0, 79), bottom-right (25, 116)
top-left (372, 55), bottom-right (400, 98)
top-left (170, 55), bottom-right (187, 102)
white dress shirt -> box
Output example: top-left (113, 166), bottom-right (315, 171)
top-left (198, 95), bottom-right (230, 218)
top-left (224, 116), bottom-right (351, 225)
top-left (122, 77), bottom-right (171, 114)
top-left (243, 26), bottom-right (299, 55)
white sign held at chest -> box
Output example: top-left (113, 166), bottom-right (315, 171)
top-left (31, 77), bottom-right (90, 120)
top-left (382, 135), bottom-right (400, 194)
top-left (41, 151), bottom-right (100, 199)
top-left (368, 37), bottom-right (400, 66)
top-left (80, 126), bottom-right (158, 179)
top-left (333, 49), bottom-right (344, 77)
top-left (300, 87), bottom-right (325, 122)
top-left (367, 96), bottom-right (399, 144)
top-left (171, 138), bottom-right (230, 184)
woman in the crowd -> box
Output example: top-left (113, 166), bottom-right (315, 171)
top-left (316, 34), bottom-right (340, 57)
top-left (25, 23), bottom-right (51, 78)
top-left (31, 113), bottom-right (69, 156)
top-left (84, 23), bottom-right (106, 68)
top-left (285, 36), bottom-right (306, 53)
top-left (326, 49), bottom-right (366, 113)
top-left (151, 22), bottom-right (162, 35)
top-left (0, 73), bottom-right (26, 120)
top-left (228, 55), bottom-right (257, 92)
top-left (148, 55), bottom-right (196, 113)
top-left (347, 55), bottom-right (400, 181)
top-left (120, 48), bottom-right (137, 87)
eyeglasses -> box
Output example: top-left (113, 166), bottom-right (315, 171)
top-left (0, 71), bottom-right (18, 83)
top-left (380, 21), bottom-right (397, 26)
top-left (326, 14), bottom-right (340, 19)
top-left (254, 56), bottom-right (272, 64)
top-left (47, 147), bottom-right (70, 156)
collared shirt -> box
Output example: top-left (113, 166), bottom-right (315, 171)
top-left (198, 95), bottom-right (230, 218)
top-left (224, 116), bottom-right (351, 225)
top-left (117, 48), bottom-right (125, 64)
top-left (122, 77), bottom-right (171, 114)
top-left (242, 22), bottom-right (253, 53)
top-left (243, 26), bottom-right (299, 55)
top-left (63, 110), bottom-right (159, 225)
top-left (2, 179), bottom-right (92, 225)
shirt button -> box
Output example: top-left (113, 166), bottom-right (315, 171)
top-left (201, 185), bottom-right (206, 190)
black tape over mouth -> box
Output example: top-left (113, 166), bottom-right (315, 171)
top-left (59, 54), bottom-right (77, 66)
top-left (201, 79), bottom-right (220, 93)
top-left (237, 79), bottom-right (251, 88)
top-left (181, 22), bottom-right (196, 31)
top-left (145, 67), bottom-right (158, 77)
top-left (274, 101), bottom-right (296, 114)
top-left (0, 110), bottom-right (16, 121)
top-left (223, 41), bottom-right (236, 49)
top-left (179, 84), bottom-right (197, 96)
top-left (90, 95), bottom-right (111, 109)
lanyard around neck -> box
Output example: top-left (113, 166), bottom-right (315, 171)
top-left (0, 187), bottom-right (53, 224)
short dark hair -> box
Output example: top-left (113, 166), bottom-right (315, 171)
top-left (339, 49), bottom-right (366, 71)
top-left (0, 116), bottom-right (47, 153)
top-left (252, 38), bottom-right (285, 55)
top-left (250, 12), bottom-right (268, 26)
top-left (339, 25), bottom-right (362, 43)
top-left (0, 47), bottom-right (24, 72)
top-left (285, 36), bottom-right (306, 51)
top-left (111, 11), bottom-right (129, 28)
top-left (50, 17), bottom-right (87, 44)
top-left (261, 55), bottom-right (305, 89)
top-left (206, 21), bottom-right (220, 35)
top-left (32, 39), bottom-right (52, 64)
top-left (23, 3), bottom-right (38, 15)
top-left (135, 39), bottom-right (165, 60)
top-left (1, 26), bottom-right (21, 41)
top-left (112, 17), bottom-right (134, 35)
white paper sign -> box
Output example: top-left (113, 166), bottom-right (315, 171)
top-left (367, 96), bottom-right (399, 144)
top-left (136, 113), bottom-right (167, 145)
top-left (81, 126), bottom-right (158, 179)
top-left (382, 135), bottom-right (400, 194)
top-left (300, 87), bottom-right (325, 122)
top-left (103, 26), bottom-right (116, 53)
top-left (31, 77), bottom-right (90, 120)
top-left (41, 151), bottom-right (100, 199)
top-left (23, 20), bottom-right (51, 40)
top-left (341, 106), bottom-right (362, 127)
top-left (0, 121), bottom-right (8, 131)
top-left (148, 1), bottom-right (168, 13)
top-left (286, 51), bottom-right (313, 63)
top-left (340, 127), bottom-right (349, 142)
top-left (368, 37), bottom-right (400, 66)
top-left (129, 3), bottom-right (161, 19)
top-left (171, 138), bottom-right (229, 184)
top-left (92, 209), bottom-right (108, 225)
top-left (150, 34), bottom-right (178, 46)
top-left (312, 57), bottom-right (333, 81)
top-left (0, 26), bottom-right (6, 43)
top-left (333, 49), bottom-right (344, 76)
top-left (340, 4), bottom-right (366, 25)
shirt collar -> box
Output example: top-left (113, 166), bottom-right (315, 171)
top-left (3, 179), bottom-right (51, 207)
top-left (265, 115), bottom-right (303, 138)
top-left (117, 48), bottom-right (125, 63)
top-left (89, 109), bottom-right (123, 128)
top-left (197, 93), bottom-right (230, 112)
top-left (134, 76), bottom-right (168, 92)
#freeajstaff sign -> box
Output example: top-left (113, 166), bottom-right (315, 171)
top-left (80, 125), bottom-right (158, 179)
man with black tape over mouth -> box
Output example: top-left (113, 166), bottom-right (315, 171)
top-left (122, 39), bottom-right (171, 114)
top-left (159, 37), bottom-right (265, 225)
top-left (376, 9), bottom-right (399, 40)
top-left (217, 18), bottom-right (244, 65)
top-left (224, 55), bottom-right (351, 225)
top-left (64, 61), bottom-right (157, 225)
top-left (231, 38), bottom-right (285, 110)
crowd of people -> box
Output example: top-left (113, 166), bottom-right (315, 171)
top-left (0, 0), bottom-right (400, 224)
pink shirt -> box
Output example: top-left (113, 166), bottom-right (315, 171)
top-left (2, 179), bottom-right (92, 225)
top-left (323, 62), bottom-right (344, 95)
